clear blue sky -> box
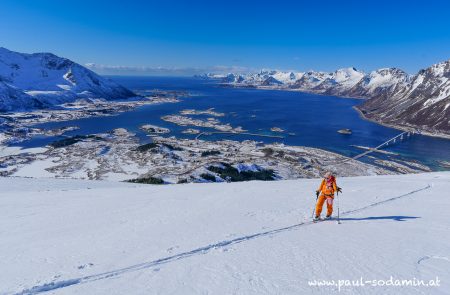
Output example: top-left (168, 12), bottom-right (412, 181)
top-left (1, 0), bottom-right (450, 75)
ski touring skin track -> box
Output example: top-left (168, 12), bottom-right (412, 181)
top-left (11, 184), bottom-right (431, 295)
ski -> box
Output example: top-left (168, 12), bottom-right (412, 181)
top-left (313, 217), bottom-right (333, 223)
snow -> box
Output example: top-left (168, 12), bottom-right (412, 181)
top-left (272, 71), bottom-right (304, 84)
top-left (333, 67), bottom-right (365, 88)
top-left (0, 133), bottom-right (8, 145)
top-left (12, 157), bottom-right (56, 178)
top-left (1, 172), bottom-right (449, 294)
top-left (0, 81), bottom-right (36, 111)
top-left (0, 146), bottom-right (47, 157)
top-left (236, 163), bottom-right (260, 172)
top-left (409, 73), bottom-right (425, 93)
top-left (0, 47), bottom-right (136, 111)
top-left (429, 61), bottom-right (448, 77)
top-left (423, 78), bottom-right (450, 106)
top-left (365, 68), bottom-right (408, 90)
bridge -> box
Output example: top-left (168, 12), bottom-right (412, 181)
top-left (324, 130), bottom-right (419, 166)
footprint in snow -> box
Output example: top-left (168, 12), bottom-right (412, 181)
top-left (77, 263), bottom-right (94, 269)
top-left (166, 246), bottom-right (179, 253)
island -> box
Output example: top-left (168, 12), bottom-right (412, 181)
top-left (338, 128), bottom-right (352, 135)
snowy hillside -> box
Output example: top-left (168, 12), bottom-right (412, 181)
top-left (349, 68), bottom-right (410, 98)
top-left (1, 172), bottom-right (449, 294)
top-left (314, 67), bottom-right (366, 95)
top-left (0, 81), bottom-right (42, 111)
top-left (0, 47), bottom-right (136, 111)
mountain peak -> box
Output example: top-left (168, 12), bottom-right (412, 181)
top-left (0, 47), bottom-right (136, 111)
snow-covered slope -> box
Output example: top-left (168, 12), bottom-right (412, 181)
top-left (218, 70), bottom-right (305, 87)
top-left (0, 47), bottom-right (136, 111)
top-left (345, 68), bottom-right (410, 98)
top-left (215, 68), bottom-right (367, 95)
top-left (0, 81), bottom-right (44, 111)
top-left (291, 70), bottom-right (330, 90)
top-left (316, 67), bottom-right (366, 95)
top-left (1, 172), bottom-right (449, 294)
top-left (214, 67), bottom-right (405, 98)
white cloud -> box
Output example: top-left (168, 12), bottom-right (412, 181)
top-left (85, 63), bottom-right (252, 76)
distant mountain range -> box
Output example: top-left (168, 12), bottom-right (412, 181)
top-left (199, 60), bottom-right (450, 136)
top-left (0, 47), bottom-right (136, 111)
top-left (1, 47), bottom-right (448, 137)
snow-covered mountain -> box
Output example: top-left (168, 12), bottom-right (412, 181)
top-left (314, 67), bottom-right (366, 95)
top-left (357, 60), bottom-right (450, 135)
top-left (206, 59), bottom-right (450, 136)
top-left (2, 172), bottom-right (449, 294)
top-left (212, 67), bottom-right (368, 95)
top-left (291, 71), bottom-right (329, 90)
top-left (0, 80), bottom-right (43, 111)
top-left (213, 67), bottom-right (405, 97)
top-left (0, 47), bottom-right (136, 111)
top-left (213, 70), bottom-right (304, 87)
top-left (346, 68), bottom-right (410, 98)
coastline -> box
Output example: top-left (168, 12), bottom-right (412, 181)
top-left (0, 94), bottom-right (182, 146)
top-left (220, 82), bottom-right (450, 140)
top-left (1, 80), bottom-right (446, 180)
top-left (219, 83), bottom-right (367, 100)
top-left (1, 127), bottom-right (419, 181)
top-left (352, 106), bottom-right (450, 140)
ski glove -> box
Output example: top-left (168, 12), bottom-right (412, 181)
top-left (337, 187), bottom-right (342, 194)
top-left (316, 191), bottom-right (320, 198)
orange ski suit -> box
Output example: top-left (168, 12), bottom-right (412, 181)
top-left (315, 177), bottom-right (337, 217)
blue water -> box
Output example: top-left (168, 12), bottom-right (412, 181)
top-left (18, 76), bottom-right (450, 170)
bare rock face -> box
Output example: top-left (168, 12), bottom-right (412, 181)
top-left (0, 47), bottom-right (136, 111)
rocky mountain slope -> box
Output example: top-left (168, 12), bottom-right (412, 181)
top-left (0, 47), bottom-right (136, 111)
top-left (206, 60), bottom-right (450, 136)
top-left (357, 60), bottom-right (450, 135)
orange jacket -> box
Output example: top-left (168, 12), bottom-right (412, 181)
top-left (317, 177), bottom-right (337, 196)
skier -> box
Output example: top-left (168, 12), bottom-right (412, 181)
top-left (314, 172), bottom-right (342, 221)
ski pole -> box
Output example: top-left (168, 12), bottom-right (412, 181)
top-left (312, 194), bottom-right (318, 219)
top-left (337, 192), bottom-right (341, 224)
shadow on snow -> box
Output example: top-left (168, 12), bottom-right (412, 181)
top-left (13, 184), bottom-right (431, 295)
top-left (339, 215), bottom-right (420, 222)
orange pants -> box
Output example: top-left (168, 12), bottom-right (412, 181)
top-left (315, 194), bottom-right (333, 217)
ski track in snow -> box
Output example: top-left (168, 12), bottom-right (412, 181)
top-left (12, 184), bottom-right (431, 295)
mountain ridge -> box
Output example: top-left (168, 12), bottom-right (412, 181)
top-left (201, 60), bottom-right (450, 136)
top-left (0, 47), bottom-right (136, 111)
